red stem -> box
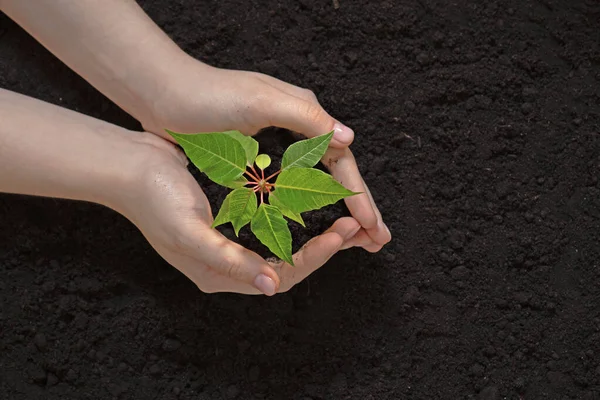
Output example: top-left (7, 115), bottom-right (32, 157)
top-left (265, 169), bottom-right (281, 182)
top-left (260, 190), bottom-right (264, 204)
top-left (250, 165), bottom-right (260, 178)
top-left (244, 170), bottom-right (260, 182)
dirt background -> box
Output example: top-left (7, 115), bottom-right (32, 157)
top-left (1, 0), bottom-right (600, 399)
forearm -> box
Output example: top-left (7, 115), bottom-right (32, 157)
top-left (0, 0), bottom-right (189, 127)
top-left (0, 89), bottom-right (141, 210)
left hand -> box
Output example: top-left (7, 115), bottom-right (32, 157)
top-left (117, 133), bottom-right (363, 294)
top-left (141, 60), bottom-right (391, 252)
top-left (0, 0), bottom-right (390, 252)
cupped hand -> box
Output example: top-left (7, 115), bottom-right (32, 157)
top-left (117, 133), bottom-right (362, 295)
top-left (142, 61), bottom-right (391, 251)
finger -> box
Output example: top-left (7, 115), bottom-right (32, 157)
top-left (166, 250), bottom-right (262, 295)
top-left (360, 177), bottom-right (392, 247)
top-left (340, 229), bottom-right (383, 252)
top-left (271, 233), bottom-right (342, 292)
top-left (324, 147), bottom-right (378, 230)
top-left (340, 229), bottom-right (374, 250)
top-left (364, 243), bottom-right (384, 253)
top-left (293, 232), bottom-right (343, 277)
top-left (272, 217), bottom-right (360, 291)
top-left (256, 74), bottom-right (354, 147)
top-left (321, 216), bottom-right (361, 242)
top-left (184, 226), bottom-right (281, 296)
top-left (266, 93), bottom-right (354, 148)
top-left (340, 226), bottom-right (386, 253)
top-left (257, 74), bottom-right (320, 103)
top-left (260, 83), bottom-right (388, 246)
top-left (195, 218), bottom-right (359, 294)
top-left (291, 217), bottom-right (361, 278)
top-left (323, 148), bottom-right (391, 247)
top-left (340, 229), bottom-right (383, 253)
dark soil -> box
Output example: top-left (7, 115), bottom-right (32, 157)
top-left (1, 0), bottom-right (600, 398)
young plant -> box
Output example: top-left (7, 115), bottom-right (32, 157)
top-left (166, 129), bottom-right (358, 265)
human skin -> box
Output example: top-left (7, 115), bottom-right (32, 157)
top-left (0, 0), bottom-right (391, 252)
top-left (0, 88), bottom-right (364, 295)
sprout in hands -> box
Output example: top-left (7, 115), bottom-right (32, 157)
top-left (166, 129), bottom-right (358, 265)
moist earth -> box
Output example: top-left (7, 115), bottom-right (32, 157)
top-left (1, 0), bottom-right (600, 399)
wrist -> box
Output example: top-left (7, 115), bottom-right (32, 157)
top-left (0, 0), bottom-right (193, 140)
top-left (139, 55), bottom-right (215, 138)
top-left (129, 49), bottom-right (197, 126)
top-left (97, 131), bottom-right (188, 218)
top-left (40, 126), bottom-right (155, 213)
top-left (0, 89), bottom-right (180, 217)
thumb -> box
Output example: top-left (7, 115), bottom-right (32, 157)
top-left (267, 93), bottom-right (354, 148)
top-left (192, 227), bottom-right (281, 296)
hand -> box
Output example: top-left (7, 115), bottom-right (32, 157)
top-left (0, 86), bottom-right (360, 297)
top-left (1, 0), bottom-right (390, 252)
top-left (142, 61), bottom-right (392, 252)
top-left (117, 133), bottom-right (363, 295)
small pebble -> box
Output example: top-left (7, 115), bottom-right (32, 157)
top-left (450, 266), bottom-right (470, 280)
top-left (479, 386), bottom-right (499, 400)
top-left (226, 385), bottom-right (240, 399)
top-left (470, 363), bottom-right (484, 377)
top-left (30, 366), bottom-right (47, 385)
top-left (514, 377), bottom-right (525, 389)
top-left (46, 373), bottom-right (58, 387)
top-left (162, 338), bottom-right (182, 352)
top-left (33, 333), bottom-right (47, 351)
top-left (249, 365), bottom-right (260, 382)
top-left (149, 364), bottom-right (161, 376)
top-left (403, 286), bottom-right (420, 305)
top-left (65, 369), bottom-right (77, 382)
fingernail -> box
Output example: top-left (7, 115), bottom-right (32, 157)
top-left (253, 274), bottom-right (277, 296)
top-left (345, 225), bottom-right (361, 240)
top-left (333, 122), bottom-right (354, 144)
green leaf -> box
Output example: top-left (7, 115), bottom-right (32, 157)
top-left (166, 130), bottom-right (246, 186)
top-left (251, 204), bottom-right (294, 265)
top-left (222, 130), bottom-right (259, 166)
top-left (281, 131), bottom-right (334, 171)
top-left (255, 154), bottom-right (271, 170)
top-left (211, 188), bottom-right (258, 235)
top-left (269, 193), bottom-right (305, 227)
top-left (211, 192), bottom-right (232, 229)
top-left (273, 168), bottom-right (358, 213)
top-left (221, 176), bottom-right (248, 189)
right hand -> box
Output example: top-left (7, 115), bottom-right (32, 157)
top-left (116, 132), bottom-right (362, 295)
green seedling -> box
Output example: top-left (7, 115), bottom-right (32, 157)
top-left (166, 129), bottom-right (358, 265)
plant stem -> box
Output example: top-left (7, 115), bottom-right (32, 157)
top-left (250, 165), bottom-right (260, 179)
top-left (244, 170), bottom-right (260, 181)
top-left (260, 190), bottom-right (264, 204)
top-left (265, 169), bottom-right (281, 182)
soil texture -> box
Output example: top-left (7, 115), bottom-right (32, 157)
top-left (1, 0), bottom-right (600, 399)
